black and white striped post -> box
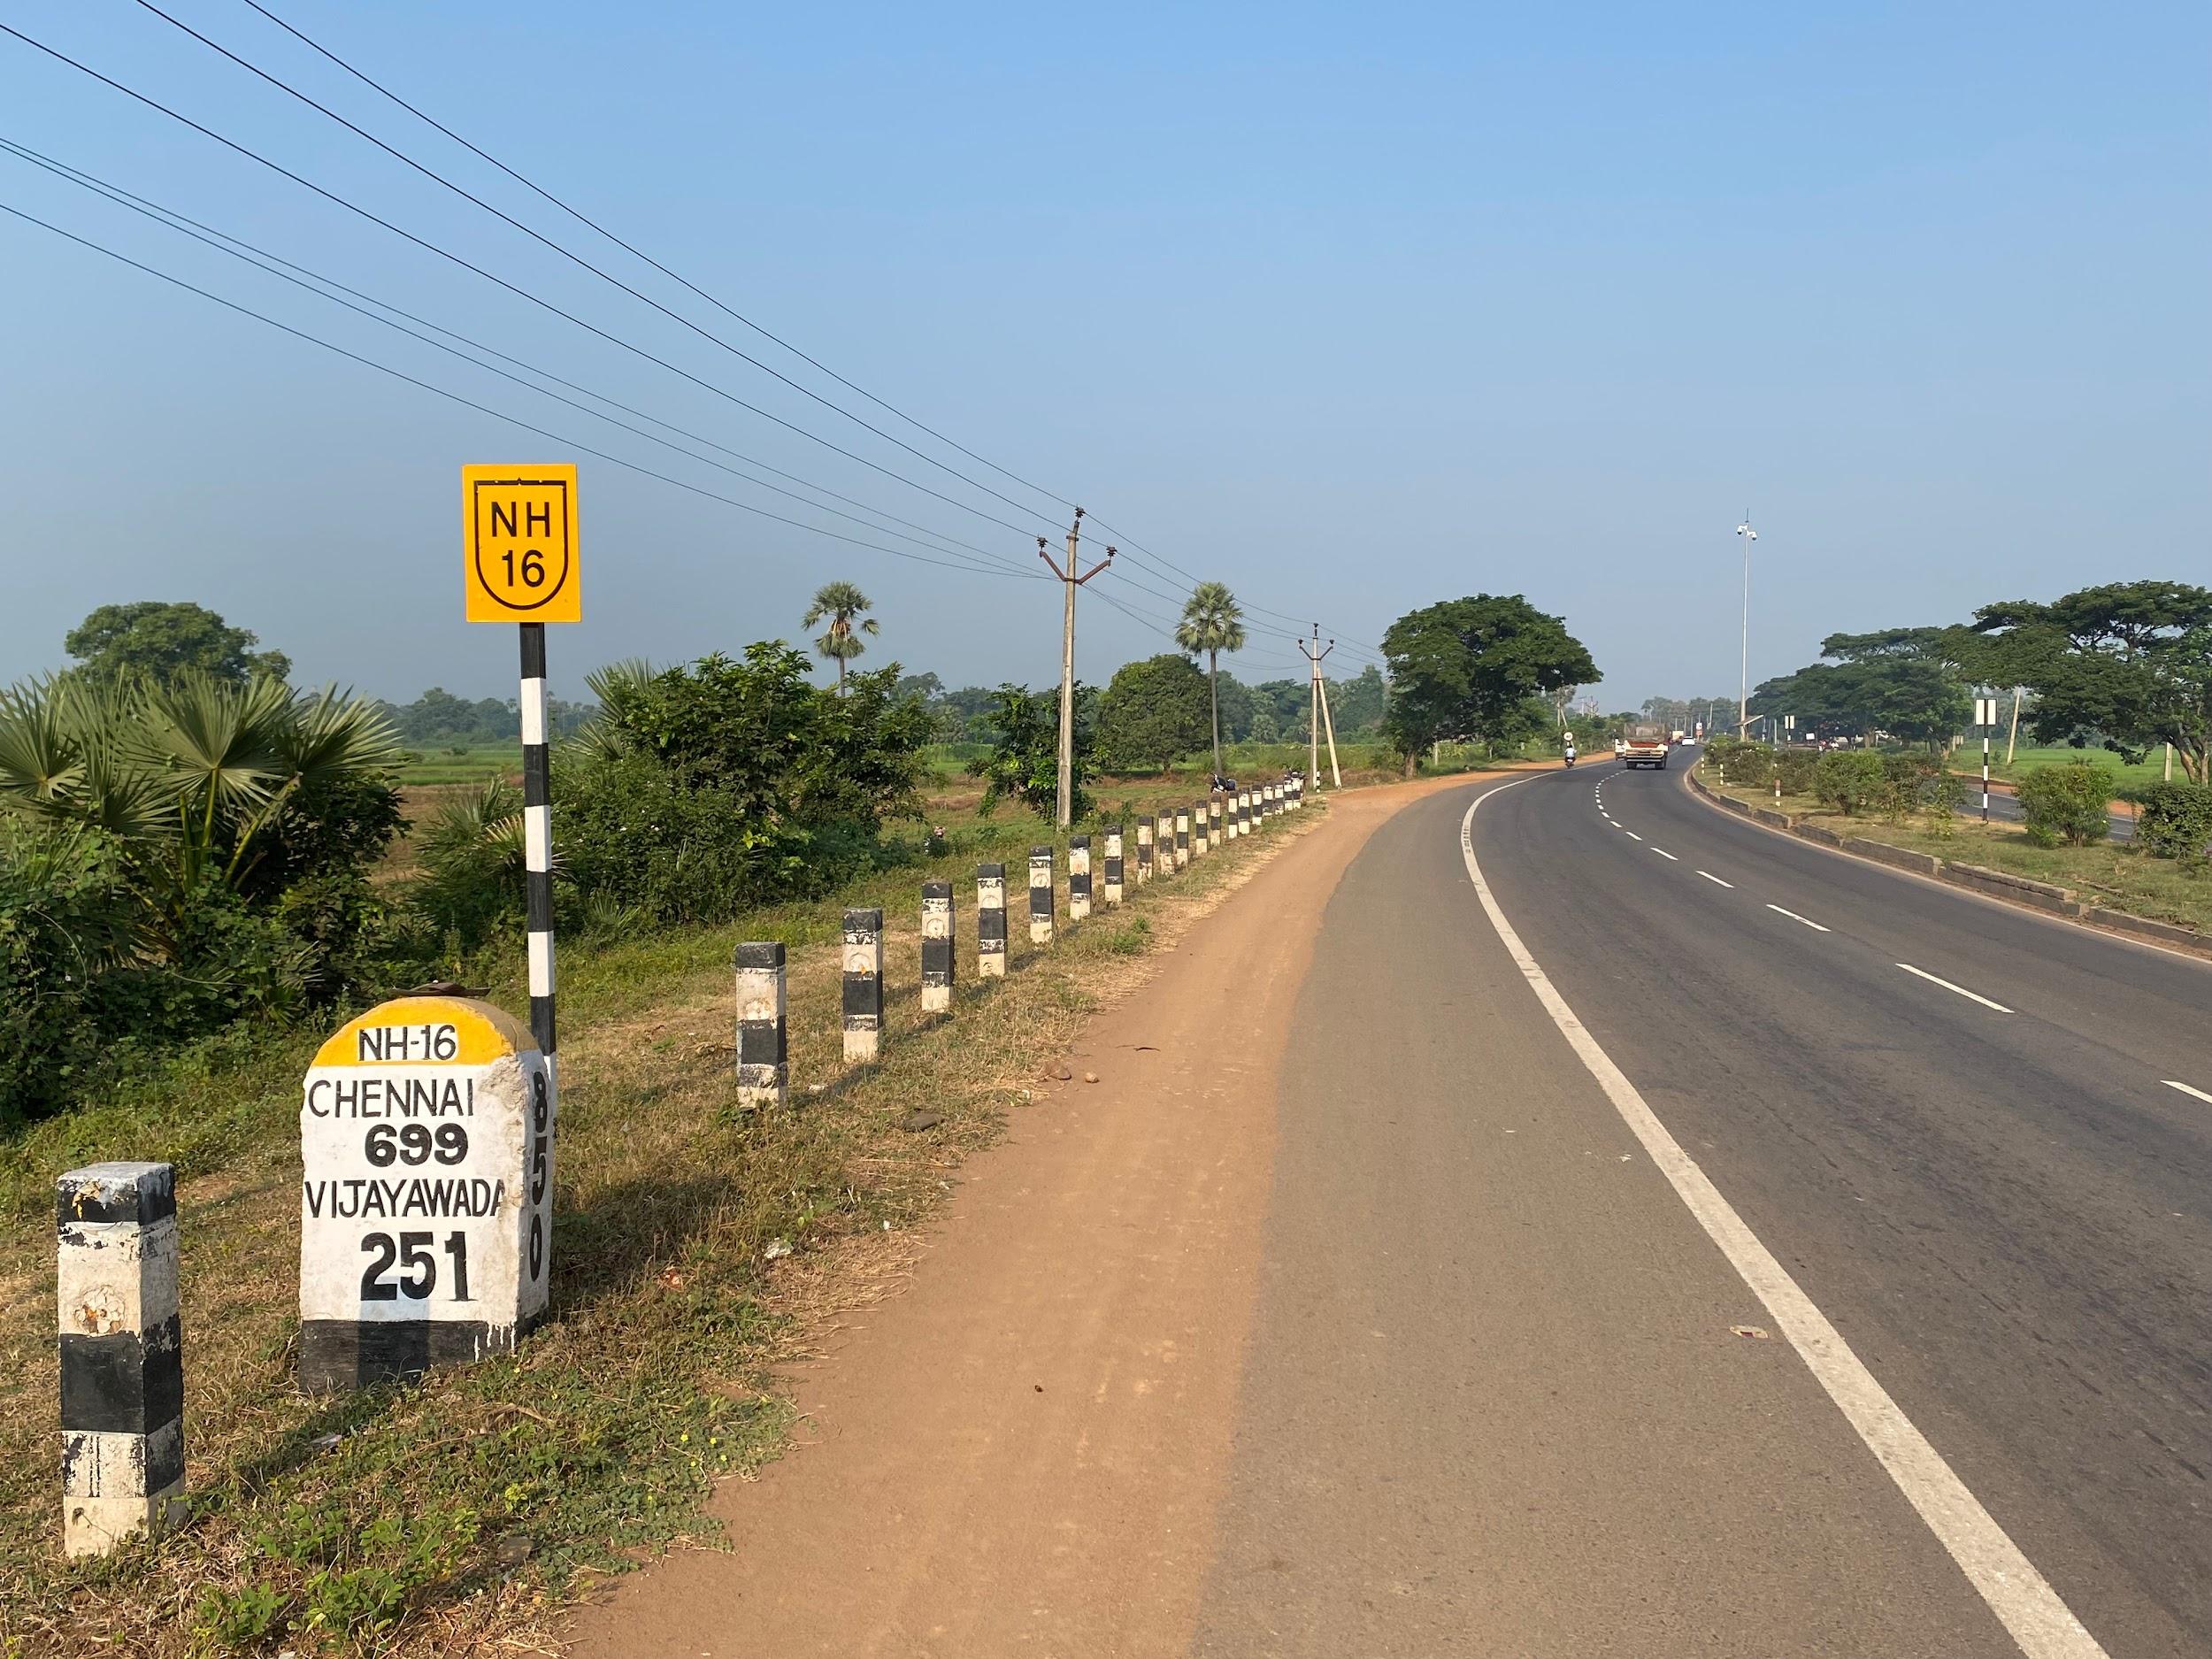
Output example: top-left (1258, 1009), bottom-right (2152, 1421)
top-left (977, 864), bottom-right (1008, 978)
top-left (1193, 800), bottom-right (1210, 859)
top-left (1210, 796), bottom-right (1224, 842)
top-left (1237, 788), bottom-right (1251, 835)
top-left (1103, 826), bottom-right (1125, 905)
top-left (1174, 808), bottom-right (1191, 870)
top-left (842, 909), bottom-right (883, 1063)
top-left (1029, 847), bottom-right (1055, 944)
top-left (58, 1162), bottom-right (183, 1558)
top-left (734, 942), bottom-right (787, 1109)
top-left (1136, 815), bottom-right (1155, 884)
top-left (520, 624), bottom-right (558, 1087)
top-left (1069, 834), bottom-right (1092, 921)
top-left (921, 881), bottom-right (956, 1013)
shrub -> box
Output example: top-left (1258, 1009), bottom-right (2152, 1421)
top-left (971, 683), bottom-right (1094, 822)
top-left (1774, 749), bottom-right (1818, 797)
top-left (2017, 761), bottom-right (2114, 847)
top-left (2134, 780), bottom-right (2212, 862)
top-left (1712, 740), bottom-right (1772, 786)
top-left (1813, 750), bottom-right (1887, 815)
top-left (1921, 772), bottom-right (1968, 839)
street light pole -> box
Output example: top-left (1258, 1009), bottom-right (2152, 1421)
top-left (1736, 514), bottom-right (1757, 737)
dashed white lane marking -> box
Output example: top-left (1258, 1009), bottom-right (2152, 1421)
top-left (1696, 870), bottom-right (1733, 887)
top-left (1766, 904), bottom-right (1832, 933)
top-left (1651, 848), bottom-right (1678, 861)
top-left (1624, 831), bottom-right (1643, 841)
top-left (2162, 1080), bottom-right (2212, 1105)
top-left (1458, 784), bottom-right (2107, 1659)
top-left (1897, 963), bottom-right (2014, 1012)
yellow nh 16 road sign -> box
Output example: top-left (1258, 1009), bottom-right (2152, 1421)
top-left (463, 464), bottom-right (580, 622)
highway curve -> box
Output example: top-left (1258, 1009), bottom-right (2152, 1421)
top-left (1191, 764), bottom-right (2207, 1656)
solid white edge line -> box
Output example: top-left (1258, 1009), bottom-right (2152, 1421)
top-left (2162, 1079), bottom-right (2212, 1105)
top-left (1458, 783), bottom-right (2104, 1659)
top-left (1896, 962), bottom-right (2015, 1013)
top-left (1696, 870), bottom-right (1734, 887)
top-left (1652, 848), bottom-right (1679, 861)
top-left (1765, 903), bottom-right (1832, 933)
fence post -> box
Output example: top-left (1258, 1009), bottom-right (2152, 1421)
top-left (1174, 808), bottom-right (1191, 870)
top-left (1237, 789), bottom-right (1250, 835)
top-left (842, 909), bottom-right (883, 1063)
top-left (921, 881), bottom-right (955, 1013)
top-left (735, 943), bottom-right (788, 1109)
top-left (1190, 801), bottom-right (1209, 859)
top-left (977, 864), bottom-right (1007, 978)
top-left (1029, 847), bottom-right (1055, 944)
top-left (1069, 834), bottom-right (1092, 921)
top-left (1210, 795), bottom-right (1224, 842)
top-left (1136, 815), bottom-right (1154, 884)
top-left (58, 1162), bottom-right (183, 1559)
top-left (1103, 825), bottom-right (1124, 905)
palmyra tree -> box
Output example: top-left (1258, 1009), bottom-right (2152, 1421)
top-left (802, 580), bottom-right (879, 695)
top-left (1175, 580), bottom-right (1247, 779)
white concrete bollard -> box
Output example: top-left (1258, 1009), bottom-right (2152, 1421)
top-left (1029, 847), bottom-right (1055, 944)
top-left (1069, 834), bottom-right (1092, 921)
top-left (977, 864), bottom-right (1008, 978)
top-left (735, 942), bottom-right (787, 1109)
top-left (1174, 809), bottom-right (1191, 870)
top-left (843, 909), bottom-right (884, 1062)
top-left (921, 882), bottom-right (956, 1013)
top-left (58, 1162), bottom-right (183, 1558)
top-left (1136, 816), bottom-right (1155, 884)
top-left (1104, 826), bottom-right (1125, 905)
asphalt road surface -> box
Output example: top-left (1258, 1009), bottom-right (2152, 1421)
top-left (1193, 764), bottom-right (2205, 1656)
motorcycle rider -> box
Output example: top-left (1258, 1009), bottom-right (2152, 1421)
top-left (1563, 735), bottom-right (1578, 769)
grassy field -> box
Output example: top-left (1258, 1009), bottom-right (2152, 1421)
top-left (0, 775), bottom-right (1344, 1657)
top-left (1938, 741), bottom-right (2174, 795)
top-left (1703, 764), bottom-right (2212, 933)
top-left (395, 744), bottom-right (520, 787)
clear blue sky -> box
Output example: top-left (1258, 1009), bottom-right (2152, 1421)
top-left (3, 1), bottom-right (2204, 708)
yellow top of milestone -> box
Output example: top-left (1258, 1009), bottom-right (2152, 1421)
top-left (311, 996), bottom-right (535, 1068)
top-left (463, 463), bottom-right (581, 622)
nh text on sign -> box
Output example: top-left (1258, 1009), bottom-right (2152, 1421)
top-left (463, 464), bottom-right (581, 622)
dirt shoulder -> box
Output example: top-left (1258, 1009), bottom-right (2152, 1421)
top-left (563, 774), bottom-right (1473, 1658)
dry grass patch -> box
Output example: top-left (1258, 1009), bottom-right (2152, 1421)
top-left (0, 801), bottom-right (1321, 1658)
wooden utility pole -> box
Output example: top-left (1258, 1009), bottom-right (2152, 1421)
top-left (1038, 509), bottom-right (1114, 829)
top-left (1299, 626), bottom-right (1341, 789)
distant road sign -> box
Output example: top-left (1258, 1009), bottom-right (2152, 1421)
top-left (464, 464), bottom-right (580, 622)
top-left (1975, 697), bottom-right (1999, 726)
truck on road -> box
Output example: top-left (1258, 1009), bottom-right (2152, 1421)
top-left (1621, 724), bottom-right (1671, 770)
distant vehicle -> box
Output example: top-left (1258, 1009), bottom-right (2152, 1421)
top-left (1612, 737), bottom-right (1627, 758)
top-left (1621, 723), bottom-right (1670, 770)
top-left (1671, 729), bottom-right (1686, 743)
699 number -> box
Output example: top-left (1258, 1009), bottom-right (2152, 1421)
top-left (363, 1121), bottom-right (467, 1166)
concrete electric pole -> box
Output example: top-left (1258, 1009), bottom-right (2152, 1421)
top-left (1299, 626), bottom-right (1342, 789)
top-left (1038, 509), bottom-right (1114, 829)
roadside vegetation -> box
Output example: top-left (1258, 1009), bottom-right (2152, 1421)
top-left (1, 580), bottom-right (1593, 1655)
top-left (1701, 736), bottom-right (2212, 934)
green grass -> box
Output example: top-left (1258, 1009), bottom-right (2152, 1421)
top-left (0, 794), bottom-right (1328, 1656)
top-left (395, 743), bottom-right (519, 786)
top-left (1702, 764), bottom-right (2212, 933)
top-left (1940, 742), bottom-right (2175, 795)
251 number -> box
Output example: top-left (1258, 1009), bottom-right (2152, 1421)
top-left (499, 549), bottom-right (546, 588)
top-left (358, 1230), bottom-right (471, 1302)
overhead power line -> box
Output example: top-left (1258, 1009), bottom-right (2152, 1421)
top-left (0, 136), bottom-right (1041, 580)
top-left (0, 19), bottom-right (1058, 546)
top-left (209, 2), bottom-right (1396, 667)
top-left (134, 0), bottom-right (1071, 531)
top-left (0, 199), bottom-right (1043, 582)
top-left (235, 0), bottom-right (1088, 521)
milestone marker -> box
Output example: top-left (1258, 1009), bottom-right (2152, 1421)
top-left (921, 882), bottom-right (956, 1013)
top-left (843, 910), bottom-right (885, 1062)
top-left (299, 996), bottom-right (552, 1394)
top-left (977, 864), bottom-right (1008, 978)
top-left (1030, 847), bottom-right (1056, 944)
top-left (734, 943), bottom-right (787, 1109)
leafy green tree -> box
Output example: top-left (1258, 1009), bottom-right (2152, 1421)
top-left (1330, 665), bottom-right (1388, 736)
top-left (1752, 656), bottom-right (1970, 749)
top-left (1097, 654), bottom-right (1212, 772)
top-left (1380, 595), bottom-right (1598, 771)
top-left (65, 601), bottom-right (289, 686)
top-left (1174, 581), bottom-right (1247, 778)
top-left (381, 687), bottom-right (518, 745)
top-left (969, 684), bottom-right (1094, 821)
top-left (1971, 580), bottom-right (2212, 782)
top-left (802, 580), bottom-right (879, 695)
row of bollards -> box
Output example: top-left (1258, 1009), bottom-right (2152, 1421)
top-left (731, 778), bottom-right (1305, 1105)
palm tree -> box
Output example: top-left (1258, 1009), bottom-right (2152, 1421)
top-left (802, 581), bottom-right (879, 695)
top-left (1175, 581), bottom-right (1247, 779)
